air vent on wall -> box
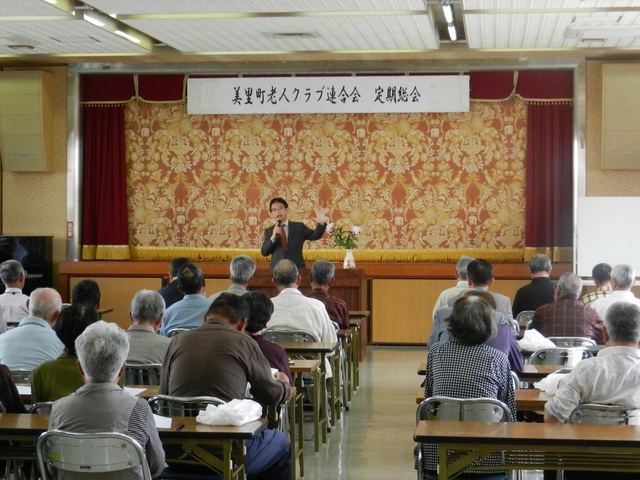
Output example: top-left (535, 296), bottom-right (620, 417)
top-left (263, 32), bottom-right (321, 39)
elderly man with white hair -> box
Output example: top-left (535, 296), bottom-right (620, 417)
top-left (0, 287), bottom-right (63, 370)
top-left (49, 320), bottom-right (165, 479)
top-left (126, 289), bottom-right (171, 365)
top-left (592, 264), bottom-right (640, 321)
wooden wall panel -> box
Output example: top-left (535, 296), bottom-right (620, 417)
top-left (371, 278), bottom-right (530, 345)
top-left (371, 279), bottom-right (451, 344)
top-left (70, 276), bottom-right (162, 330)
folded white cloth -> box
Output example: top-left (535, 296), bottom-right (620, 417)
top-left (196, 399), bottom-right (262, 426)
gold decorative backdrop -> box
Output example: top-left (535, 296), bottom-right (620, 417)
top-left (125, 99), bottom-right (527, 262)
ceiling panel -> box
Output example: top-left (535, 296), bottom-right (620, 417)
top-left (124, 15), bottom-right (439, 53)
top-left (84, 0), bottom-right (428, 15)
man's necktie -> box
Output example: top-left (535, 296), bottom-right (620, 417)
top-left (281, 224), bottom-right (288, 251)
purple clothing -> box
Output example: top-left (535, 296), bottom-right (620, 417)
top-left (530, 295), bottom-right (605, 344)
top-left (250, 334), bottom-right (292, 384)
top-left (308, 288), bottom-right (349, 329)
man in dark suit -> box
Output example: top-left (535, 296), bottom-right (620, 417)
top-left (260, 197), bottom-right (328, 269)
top-left (158, 257), bottom-right (189, 308)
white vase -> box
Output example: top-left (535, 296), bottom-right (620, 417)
top-left (343, 249), bottom-right (356, 269)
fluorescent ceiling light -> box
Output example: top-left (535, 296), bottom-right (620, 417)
top-left (448, 23), bottom-right (457, 41)
top-left (442, 2), bottom-right (454, 24)
top-left (83, 14), bottom-right (105, 27)
top-left (115, 30), bottom-right (141, 44)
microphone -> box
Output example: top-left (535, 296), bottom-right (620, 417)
top-left (275, 221), bottom-right (281, 241)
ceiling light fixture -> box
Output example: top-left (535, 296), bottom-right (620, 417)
top-left (115, 30), bottom-right (141, 44)
top-left (76, 9), bottom-right (152, 50)
top-left (441, 0), bottom-right (457, 41)
top-left (442, 1), bottom-right (454, 24)
top-left (83, 13), bottom-right (105, 27)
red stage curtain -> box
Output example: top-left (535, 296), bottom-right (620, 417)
top-left (525, 102), bottom-right (574, 248)
top-left (81, 105), bottom-right (130, 259)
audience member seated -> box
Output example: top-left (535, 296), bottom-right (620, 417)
top-left (581, 262), bottom-right (613, 307)
top-left (307, 260), bottom-right (349, 329)
top-left (268, 259), bottom-right (338, 378)
top-left (49, 321), bottom-right (165, 479)
top-left (0, 259), bottom-right (29, 328)
top-left (544, 301), bottom-right (640, 480)
top-left (0, 288), bottom-right (63, 371)
top-left (423, 294), bottom-right (516, 480)
top-left (32, 304), bottom-right (99, 402)
top-left (126, 290), bottom-right (171, 365)
top-left (449, 259), bottom-right (514, 324)
top-left (512, 253), bottom-right (555, 317)
top-left (158, 257), bottom-right (189, 308)
top-left (0, 363), bottom-right (26, 413)
top-left (591, 264), bottom-right (640, 321)
top-left (207, 254), bottom-right (256, 302)
top-left (159, 293), bottom-right (292, 480)
top-left (159, 262), bottom-right (211, 336)
top-left (71, 279), bottom-right (101, 311)
top-left (429, 289), bottom-right (524, 373)
top-left (529, 272), bottom-right (604, 344)
top-left (431, 255), bottom-right (474, 319)
top-left (243, 290), bottom-right (292, 383)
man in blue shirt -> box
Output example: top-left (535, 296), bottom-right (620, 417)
top-left (160, 262), bottom-right (211, 336)
top-left (0, 287), bottom-right (64, 370)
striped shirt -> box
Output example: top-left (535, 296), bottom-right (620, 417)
top-left (160, 293), bottom-right (211, 336)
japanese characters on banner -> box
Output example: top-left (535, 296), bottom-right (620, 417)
top-left (187, 75), bottom-right (469, 115)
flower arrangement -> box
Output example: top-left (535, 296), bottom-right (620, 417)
top-left (326, 223), bottom-right (361, 249)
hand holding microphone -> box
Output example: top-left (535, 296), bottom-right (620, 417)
top-left (274, 220), bottom-right (282, 241)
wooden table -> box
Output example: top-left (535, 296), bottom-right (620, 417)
top-left (278, 341), bottom-right (338, 450)
top-left (414, 420), bottom-right (640, 479)
top-left (288, 360), bottom-right (321, 475)
top-left (518, 364), bottom-right (567, 383)
top-left (0, 413), bottom-right (267, 480)
top-left (349, 310), bottom-right (369, 363)
top-left (415, 388), bottom-right (554, 411)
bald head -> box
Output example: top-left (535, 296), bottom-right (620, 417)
top-left (29, 287), bottom-right (62, 325)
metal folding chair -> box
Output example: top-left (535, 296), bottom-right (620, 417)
top-left (415, 396), bottom-right (513, 480)
top-left (124, 363), bottom-right (162, 386)
top-left (528, 347), bottom-right (593, 367)
top-left (36, 430), bottom-right (152, 480)
top-left (547, 337), bottom-right (596, 348)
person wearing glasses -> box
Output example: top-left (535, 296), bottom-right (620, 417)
top-left (260, 197), bottom-right (328, 269)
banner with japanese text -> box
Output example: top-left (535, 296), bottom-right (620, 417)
top-left (187, 75), bottom-right (469, 114)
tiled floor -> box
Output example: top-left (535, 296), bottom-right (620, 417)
top-left (301, 345), bottom-right (543, 480)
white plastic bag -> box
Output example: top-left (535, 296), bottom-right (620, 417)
top-left (534, 372), bottom-right (569, 395)
top-left (196, 399), bottom-right (262, 426)
top-left (518, 328), bottom-right (556, 352)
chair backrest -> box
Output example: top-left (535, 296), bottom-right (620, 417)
top-left (528, 347), bottom-right (592, 367)
top-left (36, 430), bottom-right (152, 480)
top-left (29, 402), bottom-right (54, 414)
top-left (262, 329), bottom-right (320, 343)
top-left (547, 336), bottom-right (596, 348)
top-left (0, 400), bottom-right (5, 413)
top-left (166, 327), bottom-right (191, 338)
top-left (124, 364), bottom-right (162, 386)
top-left (10, 369), bottom-right (32, 385)
top-left (510, 371), bottom-right (520, 390)
top-left (148, 394), bottom-right (225, 417)
top-left (516, 310), bottom-right (535, 329)
top-left (416, 396), bottom-right (513, 424)
top-left (568, 403), bottom-right (640, 425)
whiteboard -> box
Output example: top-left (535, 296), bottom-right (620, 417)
top-left (576, 197), bottom-right (640, 277)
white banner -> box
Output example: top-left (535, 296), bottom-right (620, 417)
top-left (187, 75), bottom-right (469, 115)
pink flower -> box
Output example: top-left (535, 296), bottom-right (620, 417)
top-left (326, 222), bottom-right (335, 234)
top-left (350, 225), bottom-right (361, 235)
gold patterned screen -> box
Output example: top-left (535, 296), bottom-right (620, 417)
top-left (125, 98), bottom-right (527, 262)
